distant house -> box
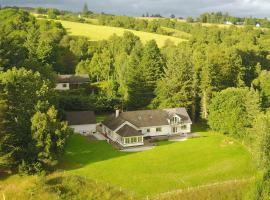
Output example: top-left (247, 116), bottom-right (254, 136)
top-left (256, 23), bottom-right (261, 28)
top-left (66, 111), bottom-right (96, 135)
top-left (55, 74), bottom-right (89, 90)
top-left (101, 108), bottom-right (192, 147)
top-left (225, 21), bottom-right (233, 25)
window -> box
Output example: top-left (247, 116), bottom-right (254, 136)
top-left (156, 127), bottom-right (162, 132)
top-left (131, 137), bottom-right (137, 143)
top-left (181, 125), bottom-right (187, 130)
top-left (138, 137), bottom-right (142, 142)
top-left (146, 129), bottom-right (150, 133)
top-left (173, 127), bottom-right (177, 133)
top-left (125, 138), bottom-right (130, 144)
top-left (63, 83), bottom-right (67, 88)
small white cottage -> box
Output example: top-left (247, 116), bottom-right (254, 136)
top-left (66, 111), bottom-right (96, 135)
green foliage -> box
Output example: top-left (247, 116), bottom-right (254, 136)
top-left (186, 16), bottom-right (194, 23)
top-left (139, 40), bottom-right (164, 106)
top-left (155, 45), bottom-right (193, 109)
top-left (0, 68), bottom-right (68, 173)
top-left (208, 88), bottom-right (261, 138)
top-left (252, 111), bottom-right (270, 168)
top-left (47, 8), bottom-right (59, 19)
top-left (253, 70), bottom-right (270, 108)
top-left (31, 106), bottom-right (72, 167)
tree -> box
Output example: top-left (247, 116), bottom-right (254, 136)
top-left (139, 40), bottom-right (164, 106)
top-left (170, 14), bottom-right (175, 19)
top-left (154, 47), bottom-right (193, 109)
top-left (252, 111), bottom-right (270, 168)
top-left (252, 111), bottom-right (270, 200)
top-left (31, 105), bottom-right (72, 168)
top-left (0, 68), bottom-right (57, 172)
top-left (253, 70), bottom-right (270, 108)
top-left (83, 2), bottom-right (89, 15)
top-left (47, 8), bottom-right (57, 19)
top-left (208, 87), bottom-right (261, 138)
top-left (115, 52), bottom-right (129, 108)
top-left (199, 46), bottom-right (244, 119)
top-left (186, 16), bottom-right (194, 23)
top-left (125, 42), bottom-right (147, 109)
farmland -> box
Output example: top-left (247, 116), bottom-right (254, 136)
top-left (57, 20), bottom-right (186, 47)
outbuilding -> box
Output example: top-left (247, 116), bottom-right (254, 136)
top-left (55, 74), bottom-right (89, 90)
top-left (66, 111), bottom-right (96, 135)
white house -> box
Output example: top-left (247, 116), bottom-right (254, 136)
top-left (225, 21), bottom-right (233, 25)
top-left (101, 108), bottom-right (192, 147)
top-left (256, 23), bottom-right (261, 28)
top-left (66, 111), bottom-right (96, 135)
top-left (55, 74), bottom-right (89, 90)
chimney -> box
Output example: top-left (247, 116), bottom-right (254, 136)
top-left (115, 109), bottom-right (120, 118)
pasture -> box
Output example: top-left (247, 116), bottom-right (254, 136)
top-left (57, 20), bottom-right (186, 47)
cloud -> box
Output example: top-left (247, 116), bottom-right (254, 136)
top-left (2, 0), bottom-right (270, 18)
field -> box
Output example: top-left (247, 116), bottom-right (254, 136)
top-left (60, 127), bottom-right (256, 197)
top-left (0, 126), bottom-right (256, 199)
top-left (57, 20), bottom-right (186, 47)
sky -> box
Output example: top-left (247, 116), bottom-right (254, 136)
top-left (1, 0), bottom-right (270, 18)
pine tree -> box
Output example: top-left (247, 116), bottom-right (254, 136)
top-left (139, 40), bottom-right (164, 106)
top-left (126, 42), bottom-right (147, 109)
top-left (83, 2), bottom-right (89, 15)
top-left (155, 47), bottom-right (193, 109)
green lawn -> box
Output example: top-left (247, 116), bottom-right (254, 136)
top-left (57, 20), bottom-right (186, 47)
top-left (61, 128), bottom-right (256, 197)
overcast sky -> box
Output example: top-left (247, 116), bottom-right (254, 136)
top-left (1, 0), bottom-right (270, 18)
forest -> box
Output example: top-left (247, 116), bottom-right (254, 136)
top-left (1, 6), bottom-right (270, 198)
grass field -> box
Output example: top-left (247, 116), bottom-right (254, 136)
top-left (0, 126), bottom-right (257, 199)
top-left (57, 20), bottom-right (186, 47)
top-left (60, 127), bottom-right (256, 197)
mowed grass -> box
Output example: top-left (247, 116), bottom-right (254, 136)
top-left (61, 129), bottom-right (256, 197)
top-left (58, 20), bottom-right (186, 47)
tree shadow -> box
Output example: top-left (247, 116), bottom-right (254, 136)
top-left (58, 134), bottom-right (131, 171)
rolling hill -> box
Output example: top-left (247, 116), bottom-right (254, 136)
top-left (57, 20), bottom-right (187, 47)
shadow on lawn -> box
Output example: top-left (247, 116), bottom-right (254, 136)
top-left (59, 122), bottom-right (209, 171)
top-left (58, 134), bottom-right (131, 171)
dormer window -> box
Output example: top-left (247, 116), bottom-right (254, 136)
top-left (173, 116), bottom-right (178, 123)
top-left (171, 115), bottom-right (181, 124)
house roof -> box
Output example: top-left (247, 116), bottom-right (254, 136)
top-left (116, 124), bottom-right (143, 137)
top-left (103, 108), bottom-right (192, 131)
top-left (66, 111), bottom-right (96, 125)
top-left (56, 74), bottom-right (89, 84)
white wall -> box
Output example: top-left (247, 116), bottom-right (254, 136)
top-left (141, 123), bottom-right (192, 137)
top-left (141, 125), bottom-right (171, 137)
top-left (70, 124), bottom-right (96, 135)
top-left (55, 83), bottom-right (70, 90)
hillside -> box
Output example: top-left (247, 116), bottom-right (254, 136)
top-left (56, 20), bottom-right (187, 47)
